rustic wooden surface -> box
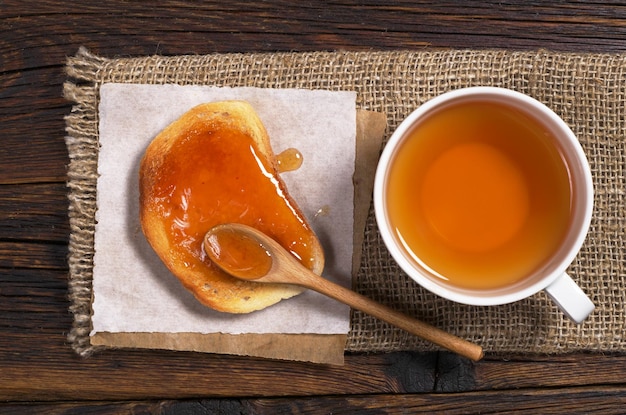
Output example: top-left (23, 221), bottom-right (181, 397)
top-left (2, 1), bottom-right (626, 413)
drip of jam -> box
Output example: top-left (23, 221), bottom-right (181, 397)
top-left (149, 128), bottom-right (317, 277)
top-left (275, 148), bottom-right (303, 173)
top-left (314, 205), bottom-right (331, 218)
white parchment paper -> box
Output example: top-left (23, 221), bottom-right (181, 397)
top-left (91, 84), bottom-right (356, 335)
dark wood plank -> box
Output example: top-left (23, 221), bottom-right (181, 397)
top-left (0, 183), bottom-right (69, 242)
top-left (3, 0), bottom-right (626, 73)
top-left (439, 352), bottom-right (626, 393)
top-left (0, 401), bottom-right (174, 415)
top-left (0, 269), bottom-right (69, 319)
top-left (3, 386), bottom-right (626, 414)
top-left (0, 242), bottom-right (67, 269)
top-left (0, 69), bottom-right (71, 184)
top-left (475, 352), bottom-right (626, 391)
top-left (245, 386), bottom-right (626, 414)
top-left (0, 346), bottom-right (438, 401)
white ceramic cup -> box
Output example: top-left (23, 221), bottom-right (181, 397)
top-left (374, 87), bottom-right (595, 323)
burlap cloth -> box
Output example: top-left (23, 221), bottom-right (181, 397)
top-left (65, 47), bottom-right (626, 357)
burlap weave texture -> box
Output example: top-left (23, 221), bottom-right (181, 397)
top-left (65, 47), bottom-right (626, 356)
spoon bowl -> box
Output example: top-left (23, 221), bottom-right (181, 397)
top-left (204, 223), bottom-right (484, 361)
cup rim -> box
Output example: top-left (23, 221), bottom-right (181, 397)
top-left (374, 86), bottom-right (594, 306)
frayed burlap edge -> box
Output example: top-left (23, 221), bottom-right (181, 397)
top-left (65, 47), bottom-right (626, 357)
top-left (65, 48), bottom-right (107, 356)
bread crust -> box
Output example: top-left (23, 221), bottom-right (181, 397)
top-left (139, 101), bottom-right (324, 313)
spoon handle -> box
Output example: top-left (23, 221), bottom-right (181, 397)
top-left (298, 271), bottom-right (484, 361)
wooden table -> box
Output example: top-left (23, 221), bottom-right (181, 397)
top-left (3, 1), bottom-right (626, 413)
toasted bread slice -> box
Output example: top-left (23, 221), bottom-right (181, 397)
top-left (139, 101), bottom-right (324, 313)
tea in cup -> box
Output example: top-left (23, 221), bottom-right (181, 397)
top-left (374, 87), bottom-right (594, 323)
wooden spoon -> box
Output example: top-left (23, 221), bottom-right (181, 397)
top-left (204, 223), bottom-right (484, 362)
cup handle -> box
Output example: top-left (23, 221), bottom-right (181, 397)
top-left (544, 273), bottom-right (595, 324)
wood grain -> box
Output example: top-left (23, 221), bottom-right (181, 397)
top-left (247, 386), bottom-right (626, 414)
top-left (2, 386), bottom-right (626, 414)
top-left (2, 0), bottom-right (626, 412)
